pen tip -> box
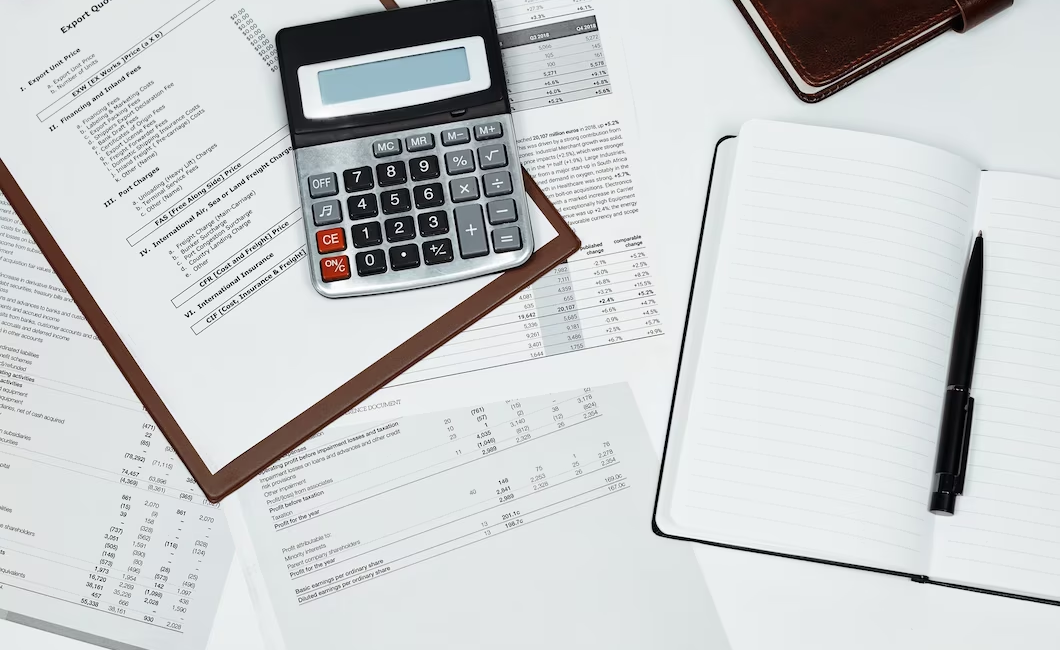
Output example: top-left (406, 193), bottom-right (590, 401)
top-left (978, 230), bottom-right (983, 237)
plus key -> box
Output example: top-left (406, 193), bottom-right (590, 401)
top-left (454, 205), bottom-right (488, 258)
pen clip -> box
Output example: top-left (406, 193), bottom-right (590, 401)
top-left (955, 395), bottom-right (975, 495)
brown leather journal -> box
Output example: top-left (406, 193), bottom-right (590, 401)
top-left (733, 0), bottom-right (1015, 102)
top-left (0, 0), bottom-right (579, 502)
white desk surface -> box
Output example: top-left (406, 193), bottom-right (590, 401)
top-left (6, 1), bottom-right (1060, 648)
top-left (627, 0), bottom-right (1060, 647)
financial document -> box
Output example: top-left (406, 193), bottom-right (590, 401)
top-left (324, 0), bottom-right (676, 435)
top-left (0, 0), bottom-right (669, 472)
top-left (226, 382), bottom-right (729, 649)
top-left (0, 197), bottom-right (233, 650)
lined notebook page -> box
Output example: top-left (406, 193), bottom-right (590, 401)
top-left (931, 172), bottom-right (1060, 601)
top-left (667, 121), bottom-right (979, 574)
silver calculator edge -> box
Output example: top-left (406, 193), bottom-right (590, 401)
top-left (296, 114), bottom-right (534, 298)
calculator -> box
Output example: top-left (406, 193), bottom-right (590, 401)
top-left (276, 0), bottom-right (534, 298)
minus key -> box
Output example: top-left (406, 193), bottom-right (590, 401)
top-left (487, 198), bottom-right (517, 225)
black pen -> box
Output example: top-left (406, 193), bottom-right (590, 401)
top-left (930, 232), bottom-right (984, 516)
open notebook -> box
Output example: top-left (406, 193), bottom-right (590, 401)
top-left (654, 120), bottom-right (1060, 606)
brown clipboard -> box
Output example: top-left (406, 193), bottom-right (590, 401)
top-left (0, 0), bottom-right (579, 502)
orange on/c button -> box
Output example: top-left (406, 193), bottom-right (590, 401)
top-left (320, 255), bottom-right (351, 282)
top-left (316, 227), bottom-right (346, 254)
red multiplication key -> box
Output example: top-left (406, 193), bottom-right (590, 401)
top-left (316, 227), bottom-right (346, 254)
top-left (320, 255), bottom-right (351, 282)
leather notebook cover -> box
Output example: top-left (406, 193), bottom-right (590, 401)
top-left (733, 0), bottom-right (1014, 102)
top-left (0, 0), bottom-right (579, 503)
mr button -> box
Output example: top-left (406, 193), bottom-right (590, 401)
top-left (316, 228), bottom-right (346, 254)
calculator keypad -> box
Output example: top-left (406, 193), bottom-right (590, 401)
top-left (298, 114), bottom-right (532, 296)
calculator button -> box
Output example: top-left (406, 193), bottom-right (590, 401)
top-left (445, 149), bottom-right (475, 175)
top-left (389, 244), bottom-right (421, 271)
top-left (449, 177), bottom-right (480, 203)
top-left (441, 127), bottom-right (471, 146)
top-left (308, 173), bottom-right (338, 199)
top-left (477, 144), bottom-right (507, 170)
top-left (422, 238), bottom-right (455, 265)
top-left (418, 211), bottom-right (449, 237)
top-left (320, 255), bottom-right (352, 282)
top-left (455, 205), bottom-right (489, 259)
top-left (414, 183), bottom-right (445, 209)
top-left (380, 188), bottom-right (412, 215)
top-left (343, 166), bottom-right (374, 192)
top-left (315, 228), bottom-right (346, 254)
top-left (373, 139), bottom-right (402, 157)
top-left (410, 155), bottom-right (440, 182)
top-left (406, 133), bottom-right (435, 152)
top-left (474, 122), bottom-right (503, 140)
top-left (492, 226), bottom-right (523, 253)
top-left (312, 200), bottom-right (343, 226)
top-left (347, 193), bottom-right (379, 220)
top-left (487, 199), bottom-right (518, 225)
top-left (376, 161), bottom-right (407, 187)
top-left (385, 216), bottom-right (416, 242)
top-left (483, 171), bottom-right (513, 197)
top-left (351, 221), bottom-right (383, 248)
top-left (355, 250), bottom-right (387, 276)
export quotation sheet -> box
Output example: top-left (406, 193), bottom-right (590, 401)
top-left (0, 0), bottom-right (675, 470)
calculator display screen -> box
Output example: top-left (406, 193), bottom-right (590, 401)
top-left (296, 36), bottom-right (491, 121)
top-left (318, 48), bottom-right (471, 106)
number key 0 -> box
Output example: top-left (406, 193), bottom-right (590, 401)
top-left (355, 250), bottom-right (387, 276)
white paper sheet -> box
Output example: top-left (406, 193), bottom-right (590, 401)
top-left (0, 0), bottom-right (558, 472)
top-left (225, 383), bottom-right (730, 650)
top-left (0, 196), bottom-right (233, 650)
